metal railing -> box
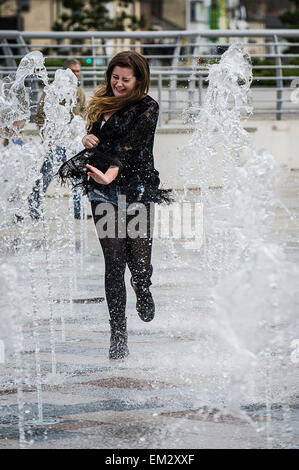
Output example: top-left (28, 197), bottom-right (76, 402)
top-left (1, 29), bottom-right (299, 124)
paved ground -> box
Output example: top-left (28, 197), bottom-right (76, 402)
top-left (0, 172), bottom-right (298, 450)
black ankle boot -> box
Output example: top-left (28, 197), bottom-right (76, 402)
top-left (130, 278), bottom-right (155, 322)
top-left (109, 317), bottom-right (129, 360)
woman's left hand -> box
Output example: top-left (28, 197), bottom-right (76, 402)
top-left (86, 164), bottom-right (119, 185)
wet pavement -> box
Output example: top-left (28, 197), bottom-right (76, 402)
top-left (0, 172), bottom-right (299, 450)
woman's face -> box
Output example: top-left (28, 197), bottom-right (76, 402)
top-left (110, 66), bottom-right (137, 98)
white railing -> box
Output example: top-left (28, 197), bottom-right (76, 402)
top-left (1, 29), bottom-right (299, 124)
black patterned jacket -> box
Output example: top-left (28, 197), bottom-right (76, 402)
top-left (59, 95), bottom-right (171, 204)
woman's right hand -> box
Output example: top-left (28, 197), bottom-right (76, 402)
top-left (82, 134), bottom-right (99, 149)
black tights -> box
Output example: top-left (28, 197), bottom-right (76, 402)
top-left (91, 201), bottom-right (154, 321)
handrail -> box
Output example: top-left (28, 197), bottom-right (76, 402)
top-left (1, 29), bottom-right (299, 124)
top-left (1, 29), bottom-right (299, 38)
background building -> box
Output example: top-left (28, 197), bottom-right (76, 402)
top-left (0, 0), bottom-right (66, 31)
top-left (0, 1), bottom-right (294, 33)
top-left (141, 0), bottom-right (248, 32)
top-left (0, 1), bottom-right (141, 32)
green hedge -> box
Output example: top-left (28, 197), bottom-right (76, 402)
top-left (251, 57), bottom-right (299, 86)
top-left (44, 57), bottom-right (93, 68)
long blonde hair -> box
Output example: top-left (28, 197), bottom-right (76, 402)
top-left (87, 50), bottom-right (150, 130)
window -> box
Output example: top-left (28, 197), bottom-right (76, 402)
top-left (190, 1), bottom-right (205, 23)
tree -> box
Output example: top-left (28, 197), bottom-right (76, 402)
top-left (280, 0), bottom-right (299, 29)
top-left (52, 0), bottom-right (145, 32)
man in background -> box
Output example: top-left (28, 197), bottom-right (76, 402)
top-left (29, 59), bottom-right (87, 220)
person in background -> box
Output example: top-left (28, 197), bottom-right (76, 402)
top-left (28, 59), bottom-right (87, 220)
top-left (2, 119), bottom-right (25, 147)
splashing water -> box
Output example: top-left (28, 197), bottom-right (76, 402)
top-left (0, 51), bottom-right (47, 139)
top-left (179, 44), bottom-right (253, 195)
top-left (41, 68), bottom-right (78, 148)
top-left (0, 51), bottom-right (86, 444)
top-left (0, 51), bottom-right (48, 223)
top-left (175, 43), bottom-right (299, 437)
top-left (0, 264), bottom-right (26, 447)
top-left (0, 46), bottom-right (298, 448)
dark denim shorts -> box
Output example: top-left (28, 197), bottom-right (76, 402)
top-left (88, 184), bottom-right (152, 212)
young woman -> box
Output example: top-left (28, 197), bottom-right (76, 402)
top-left (59, 50), bottom-right (171, 360)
